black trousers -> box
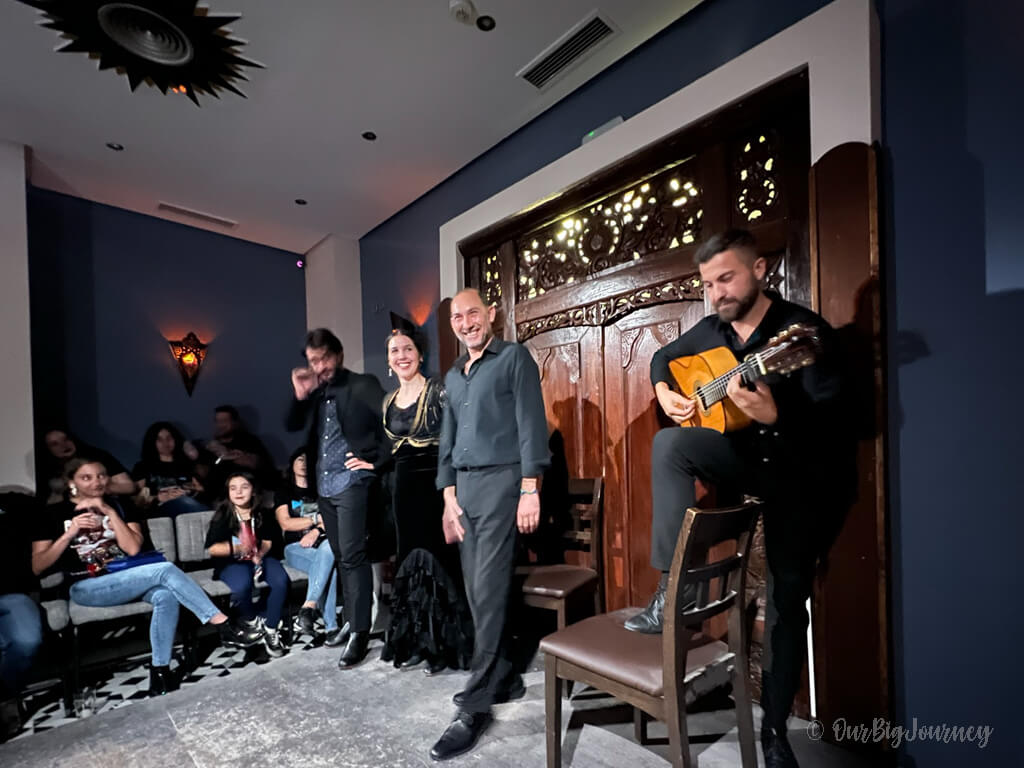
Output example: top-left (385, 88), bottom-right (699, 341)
top-left (650, 426), bottom-right (827, 731)
top-left (319, 483), bottom-right (373, 633)
top-left (455, 464), bottom-right (526, 714)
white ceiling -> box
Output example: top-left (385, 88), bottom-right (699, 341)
top-left (0, 1), bottom-right (702, 254)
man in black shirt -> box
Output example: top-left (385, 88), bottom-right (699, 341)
top-left (430, 288), bottom-right (550, 761)
top-left (203, 405), bottom-right (277, 493)
top-left (286, 329), bottom-right (389, 668)
top-left (626, 230), bottom-right (852, 768)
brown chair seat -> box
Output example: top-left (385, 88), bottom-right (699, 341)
top-left (540, 608), bottom-right (730, 697)
top-left (519, 564), bottom-right (598, 598)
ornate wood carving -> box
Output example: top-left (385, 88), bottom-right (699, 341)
top-left (481, 249), bottom-right (503, 307)
top-left (516, 163), bottom-right (703, 299)
top-left (735, 130), bottom-right (781, 223)
top-left (556, 345), bottom-right (580, 384)
top-left (516, 274), bottom-right (704, 342)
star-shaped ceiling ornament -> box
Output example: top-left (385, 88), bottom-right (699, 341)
top-left (18, 1), bottom-right (263, 106)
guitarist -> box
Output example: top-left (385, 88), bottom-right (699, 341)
top-left (625, 229), bottom-right (853, 768)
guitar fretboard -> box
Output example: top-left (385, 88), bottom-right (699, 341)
top-left (694, 355), bottom-right (764, 409)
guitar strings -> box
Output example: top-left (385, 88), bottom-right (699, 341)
top-left (694, 342), bottom-right (797, 405)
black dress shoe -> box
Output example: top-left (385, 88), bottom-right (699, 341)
top-left (624, 584), bottom-right (666, 633)
top-left (216, 618), bottom-right (263, 648)
top-left (452, 676), bottom-right (525, 707)
top-left (400, 653), bottom-right (424, 669)
top-left (294, 606), bottom-right (318, 636)
top-left (430, 711), bottom-right (493, 761)
top-left (424, 659), bottom-right (447, 676)
top-left (337, 631), bottom-right (370, 668)
top-left (762, 725), bottom-right (800, 768)
top-left (148, 665), bottom-right (180, 697)
top-left (324, 623), bottom-right (350, 647)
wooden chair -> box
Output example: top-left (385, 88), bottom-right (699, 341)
top-left (519, 477), bottom-right (604, 630)
top-left (540, 501), bottom-right (762, 768)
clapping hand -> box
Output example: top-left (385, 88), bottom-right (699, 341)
top-left (292, 366), bottom-right (318, 400)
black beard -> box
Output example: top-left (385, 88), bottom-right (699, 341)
top-left (715, 288), bottom-right (759, 323)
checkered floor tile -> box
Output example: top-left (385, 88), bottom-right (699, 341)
top-left (9, 622), bottom-right (329, 742)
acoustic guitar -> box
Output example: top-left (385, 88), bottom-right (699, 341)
top-left (667, 323), bottom-right (822, 433)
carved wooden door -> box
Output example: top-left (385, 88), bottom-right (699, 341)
top-left (602, 302), bottom-right (707, 608)
top-left (522, 325), bottom-right (604, 482)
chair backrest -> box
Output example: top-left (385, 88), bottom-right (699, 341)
top-left (663, 501), bottom-right (763, 668)
top-left (174, 509), bottom-right (216, 564)
top-left (564, 477), bottom-right (604, 573)
top-left (147, 516), bottom-right (177, 562)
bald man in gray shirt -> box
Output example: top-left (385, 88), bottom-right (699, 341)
top-left (429, 288), bottom-right (550, 762)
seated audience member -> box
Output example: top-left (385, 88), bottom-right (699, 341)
top-left (0, 492), bottom-right (43, 740)
top-left (40, 428), bottom-right (134, 503)
top-left (201, 406), bottom-right (277, 493)
top-left (31, 458), bottom-right (262, 696)
top-left (205, 472), bottom-right (290, 658)
top-left (274, 448), bottom-right (344, 646)
top-left (132, 421), bottom-right (207, 517)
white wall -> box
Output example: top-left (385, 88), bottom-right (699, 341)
top-left (304, 235), bottom-right (365, 372)
top-left (0, 141), bottom-right (34, 490)
top-left (439, 0), bottom-right (880, 297)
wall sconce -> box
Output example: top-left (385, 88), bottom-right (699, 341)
top-left (168, 332), bottom-right (207, 396)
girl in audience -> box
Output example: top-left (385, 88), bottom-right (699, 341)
top-left (30, 457), bottom-right (262, 696)
top-left (40, 429), bottom-right (135, 503)
top-left (132, 421), bottom-right (207, 517)
top-left (205, 471), bottom-right (290, 658)
top-left (275, 448), bottom-right (344, 645)
top-left (348, 330), bottom-right (472, 673)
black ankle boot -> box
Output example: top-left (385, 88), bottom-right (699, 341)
top-left (338, 631), bottom-right (370, 668)
top-left (624, 583), bottom-right (667, 633)
top-left (762, 724), bottom-right (799, 768)
top-left (148, 665), bottom-right (179, 697)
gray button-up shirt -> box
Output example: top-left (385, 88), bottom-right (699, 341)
top-left (436, 337), bottom-right (550, 489)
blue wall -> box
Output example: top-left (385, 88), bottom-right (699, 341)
top-left (28, 187), bottom-right (307, 474)
top-left (360, 0), bottom-right (1022, 765)
top-left (878, 0), bottom-right (1021, 765)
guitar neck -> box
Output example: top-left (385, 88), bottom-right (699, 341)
top-left (696, 355), bottom-right (765, 408)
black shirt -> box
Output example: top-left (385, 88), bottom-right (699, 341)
top-left (386, 400), bottom-right (417, 437)
top-left (273, 483), bottom-right (320, 545)
top-left (205, 508), bottom-right (279, 573)
top-left (0, 493), bottom-right (39, 595)
top-left (132, 458), bottom-right (198, 494)
top-left (650, 293), bottom-right (850, 495)
top-left (437, 337), bottom-right (550, 488)
top-left (32, 497), bottom-right (143, 584)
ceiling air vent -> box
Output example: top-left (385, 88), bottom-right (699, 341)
top-left (517, 12), bottom-right (617, 90)
top-left (157, 201), bottom-right (238, 229)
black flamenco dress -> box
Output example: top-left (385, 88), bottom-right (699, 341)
top-left (380, 379), bottom-right (473, 670)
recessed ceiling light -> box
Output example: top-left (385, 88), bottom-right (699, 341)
top-left (476, 15), bottom-right (496, 31)
top-left (294, 198), bottom-right (307, 206)
top-left (361, 131), bottom-right (377, 141)
top-left (106, 142), bottom-right (124, 151)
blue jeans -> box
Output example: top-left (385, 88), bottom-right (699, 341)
top-left (284, 541), bottom-right (338, 630)
top-left (218, 558), bottom-right (290, 629)
top-left (156, 495), bottom-right (208, 518)
top-left (0, 593), bottom-right (43, 693)
top-left (70, 562), bottom-right (220, 666)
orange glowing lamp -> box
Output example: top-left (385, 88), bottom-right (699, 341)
top-left (168, 332), bottom-right (207, 396)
